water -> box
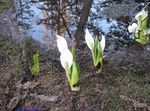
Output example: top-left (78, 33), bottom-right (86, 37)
top-left (15, 0), bottom-right (146, 48)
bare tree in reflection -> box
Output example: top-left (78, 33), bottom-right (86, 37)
top-left (35, 0), bottom-right (93, 46)
top-left (17, 0), bottom-right (33, 29)
top-left (38, 0), bottom-right (72, 37)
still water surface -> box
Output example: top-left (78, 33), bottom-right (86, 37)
top-left (16, 0), bottom-right (145, 47)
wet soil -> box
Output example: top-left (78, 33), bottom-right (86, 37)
top-left (0, 1), bottom-right (150, 111)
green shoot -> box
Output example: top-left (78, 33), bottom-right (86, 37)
top-left (29, 53), bottom-right (40, 76)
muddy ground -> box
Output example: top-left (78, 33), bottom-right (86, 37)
top-left (0, 1), bottom-right (150, 111)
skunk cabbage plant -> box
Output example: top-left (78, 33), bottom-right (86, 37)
top-left (30, 53), bottom-right (40, 76)
top-left (85, 29), bottom-right (105, 73)
top-left (128, 10), bottom-right (150, 45)
top-left (56, 35), bottom-right (80, 91)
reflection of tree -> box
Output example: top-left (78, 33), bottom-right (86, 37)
top-left (38, 0), bottom-right (69, 37)
top-left (17, 0), bottom-right (33, 29)
top-left (36, 0), bottom-right (85, 39)
top-left (40, 0), bottom-right (93, 46)
top-left (17, 0), bottom-right (149, 47)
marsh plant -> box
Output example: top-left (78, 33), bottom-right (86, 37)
top-left (30, 53), bottom-right (40, 76)
top-left (85, 29), bottom-right (105, 73)
top-left (56, 35), bottom-right (80, 91)
top-left (128, 9), bottom-right (150, 45)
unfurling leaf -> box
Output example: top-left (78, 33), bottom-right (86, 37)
top-left (135, 10), bottom-right (148, 22)
top-left (70, 62), bottom-right (79, 86)
top-left (95, 37), bottom-right (101, 66)
top-left (140, 16), bottom-right (148, 30)
top-left (30, 53), bottom-right (40, 76)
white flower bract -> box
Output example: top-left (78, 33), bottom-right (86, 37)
top-left (128, 23), bottom-right (138, 33)
top-left (135, 10), bottom-right (148, 21)
top-left (56, 35), bottom-right (68, 53)
top-left (85, 29), bottom-right (94, 50)
top-left (60, 48), bottom-right (73, 70)
top-left (100, 35), bottom-right (105, 52)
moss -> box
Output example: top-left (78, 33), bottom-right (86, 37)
top-left (97, 72), bottom-right (150, 110)
top-left (101, 91), bottom-right (125, 111)
top-left (0, 0), bottom-right (12, 12)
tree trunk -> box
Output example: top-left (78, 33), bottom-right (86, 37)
top-left (74, 0), bottom-right (93, 48)
top-left (60, 0), bottom-right (67, 37)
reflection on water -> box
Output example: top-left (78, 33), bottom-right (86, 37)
top-left (16, 0), bottom-right (146, 47)
top-left (16, 1), bottom-right (55, 43)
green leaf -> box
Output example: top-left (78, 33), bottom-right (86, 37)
top-left (96, 41), bottom-right (100, 65)
top-left (136, 37), bottom-right (148, 45)
top-left (134, 10), bottom-right (148, 45)
top-left (34, 53), bottom-right (39, 64)
top-left (135, 10), bottom-right (148, 23)
top-left (30, 53), bottom-right (40, 76)
top-left (135, 29), bottom-right (148, 45)
top-left (93, 37), bottom-right (99, 66)
top-left (93, 37), bottom-right (104, 67)
top-left (70, 62), bottom-right (79, 86)
top-left (71, 47), bottom-right (76, 61)
top-left (140, 16), bottom-right (148, 30)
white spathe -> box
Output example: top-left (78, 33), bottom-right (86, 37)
top-left (85, 29), bottom-right (94, 50)
top-left (60, 48), bottom-right (73, 70)
top-left (100, 35), bottom-right (105, 52)
top-left (128, 23), bottom-right (138, 33)
top-left (135, 10), bottom-right (148, 21)
top-left (56, 35), bottom-right (68, 53)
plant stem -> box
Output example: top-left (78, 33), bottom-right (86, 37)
top-left (92, 50), bottom-right (97, 66)
top-left (97, 58), bottom-right (103, 73)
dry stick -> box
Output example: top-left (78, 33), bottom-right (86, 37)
top-left (130, 2), bottom-right (150, 16)
top-left (143, 2), bottom-right (150, 10)
top-left (130, 4), bottom-right (142, 17)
